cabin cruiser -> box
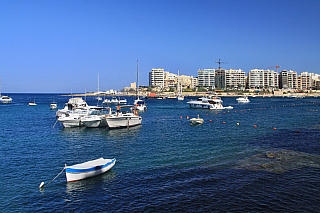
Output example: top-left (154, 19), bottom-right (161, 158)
top-left (133, 98), bottom-right (147, 111)
top-left (187, 96), bottom-right (224, 110)
top-left (0, 95), bottom-right (12, 104)
top-left (28, 101), bottom-right (37, 106)
top-left (81, 107), bottom-right (111, 128)
top-left (236, 96), bottom-right (250, 103)
top-left (56, 97), bottom-right (89, 117)
top-left (50, 102), bottom-right (57, 110)
top-left (106, 105), bottom-right (142, 128)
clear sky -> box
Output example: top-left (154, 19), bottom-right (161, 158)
top-left (1, 0), bottom-right (319, 93)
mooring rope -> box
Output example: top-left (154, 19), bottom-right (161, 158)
top-left (40, 164), bottom-right (66, 189)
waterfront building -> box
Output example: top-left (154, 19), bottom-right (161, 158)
top-left (298, 72), bottom-right (313, 90)
top-left (225, 69), bottom-right (246, 89)
top-left (247, 69), bottom-right (278, 89)
top-left (215, 69), bottom-right (226, 89)
top-left (149, 68), bottom-right (165, 88)
top-left (279, 70), bottom-right (298, 89)
top-left (198, 69), bottom-right (215, 87)
top-left (164, 72), bottom-right (177, 88)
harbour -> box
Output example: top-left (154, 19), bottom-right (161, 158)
top-left (1, 93), bottom-right (320, 212)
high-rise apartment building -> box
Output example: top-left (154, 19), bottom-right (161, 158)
top-left (298, 72), bottom-right (313, 90)
top-left (247, 69), bottom-right (278, 89)
top-left (197, 69), bottom-right (215, 87)
top-left (215, 69), bottom-right (226, 89)
top-left (149, 68), bottom-right (165, 88)
top-left (225, 69), bottom-right (246, 89)
top-left (279, 70), bottom-right (298, 89)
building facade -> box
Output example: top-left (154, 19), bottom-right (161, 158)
top-left (225, 69), bottom-right (246, 89)
top-left (149, 68), bottom-right (165, 88)
top-left (197, 69), bottom-right (215, 87)
top-left (247, 69), bottom-right (278, 89)
top-left (279, 70), bottom-right (298, 89)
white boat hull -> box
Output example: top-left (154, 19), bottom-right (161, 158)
top-left (58, 116), bottom-right (82, 128)
top-left (187, 102), bottom-right (224, 110)
top-left (190, 118), bottom-right (204, 125)
top-left (81, 115), bottom-right (107, 128)
top-left (66, 158), bottom-right (116, 182)
top-left (106, 114), bottom-right (142, 128)
top-left (0, 96), bottom-right (12, 104)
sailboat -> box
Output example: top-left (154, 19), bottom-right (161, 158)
top-left (133, 60), bottom-right (147, 111)
top-left (177, 70), bottom-right (184, 101)
top-left (96, 73), bottom-right (102, 102)
top-left (0, 77), bottom-right (12, 104)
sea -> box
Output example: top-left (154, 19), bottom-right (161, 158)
top-left (1, 93), bottom-right (320, 212)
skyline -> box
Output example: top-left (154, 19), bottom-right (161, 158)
top-left (1, 0), bottom-right (320, 93)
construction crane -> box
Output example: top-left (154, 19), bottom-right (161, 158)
top-left (267, 64), bottom-right (281, 74)
top-left (215, 59), bottom-right (228, 70)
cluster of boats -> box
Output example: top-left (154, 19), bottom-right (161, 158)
top-left (56, 97), bottom-right (144, 129)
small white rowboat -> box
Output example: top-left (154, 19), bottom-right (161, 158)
top-left (190, 116), bottom-right (204, 125)
top-left (65, 158), bottom-right (116, 182)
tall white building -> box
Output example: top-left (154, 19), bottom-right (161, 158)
top-left (149, 68), bottom-right (165, 88)
top-left (247, 69), bottom-right (278, 89)
top-left (225, 69), bottom-right (246, 89)
top-left (197, 69), bottom-right (215, 87)
top-left (279, 70), bottom-right (297, 89)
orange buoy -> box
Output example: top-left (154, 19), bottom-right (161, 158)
top-left (223, 122), bottom-right (226, 124)
top-left (209, 120), bottom-right (212, 122)
top-left (253, 125), bottom-right (257, 128)
top-left (180, 116), bottom-right (182, 119)
top-left (273, 128), bottom-right (277, 130)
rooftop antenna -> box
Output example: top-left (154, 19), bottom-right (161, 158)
top-left (215, 59), bottom-right (228, 70)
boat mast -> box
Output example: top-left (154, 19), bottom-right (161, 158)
top-left (177, 70), bottom-right (180, 96)
top-left (137, 60), bottom-right (139, 99)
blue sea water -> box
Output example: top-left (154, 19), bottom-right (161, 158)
top-left (1, 94), bottom-right (320, 212)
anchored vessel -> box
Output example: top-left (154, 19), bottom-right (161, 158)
top-left (66, 158), bottom-right (116, 182)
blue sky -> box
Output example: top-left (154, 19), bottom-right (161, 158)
top-left (1, 0), bottom-right (319, 93)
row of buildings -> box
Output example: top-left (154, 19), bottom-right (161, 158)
top-left (148, 68), bottom-right (320, 91)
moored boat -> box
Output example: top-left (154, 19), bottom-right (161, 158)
top-left (0, 77), bottom-right (12, 104)
top-left (28, 101), bottom-right (37, 106)
top-left (66, 158), bottom-right (116, 182)
top-left (50, 102), bottom-right (57, 110)
top-left (236, 96), bottom-right (250, 103)
top-left (190, 115), bottom-right (204, 125)
top-left (106, 105), bottom-right (142, 128)
top-left (187, 95), bottom-right (224, 110)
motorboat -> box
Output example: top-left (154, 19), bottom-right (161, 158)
top-left (0, 95), bottom-right (12, 104)
top-left (0, 77), bottom-right (12, 104)
top-left (50, 102), bottom-right (57, 110)
top-left (103, 97), bottom-right (119, 105)
top-left (28, 101), bottom-right (37, 106)
top-left (65, 158), bottom-right (116, 182)
top-left (106, 105), bottom-right (142, 128)
top-left (56, 97), bottom-right (89, 117)
top-left (81, 108), bottom-right (111, 128)
top-left (236, 96), bottom-right (250, 103)
top-left (118, 97), bottom-right (127, 105)
top-left (224, 106), bottom-right (234, 110)
top-left (134, 98), bottom-right (147, 111)
top-left (177, 95), bottom-right (184, 101)
top-left (187, 95), bottom-right (225, 110)
top-left (190, 115), bottom-right (204, 125)
top-left (58, 113), bottom-right (83, 128)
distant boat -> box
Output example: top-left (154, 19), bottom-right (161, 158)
top-left (190, 115), bottom-right (204, 125)
top-left (50, 102), bottom-right (57, 110)
top-left (177, 70), bottom-right (184, 101)
top-left (66, 158), bottom-right (116, 182)
top-left (187, 95), bottom-right (224, 110)
top-left (236, 96), bottom-right (250, 103)
top-left (0, 77), bottom-right (12, 104)
top-left (28, 101), bottom-right (37, 106)
top-left (134, 60), bottom-right (147, 111)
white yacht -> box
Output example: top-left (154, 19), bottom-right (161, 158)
top-left (0, 95), bottom-right (12, 104)
top-left (50, 102), bottom-right (57, 110)
top-left (58, 113), bottom-right (83, 128)
top-left (81, 108), bottom-right (111, 128)
top-left (56, 97), bottom-right (89, 117)
top-left (28, 101), bottom-right (37, 106)
top-left (103, 97), bottom-right (119, 105)
top-left (134, 98), bottom-right (147, 111)
top-left (236, 96), bottom-right (250, 103)
top-left (0, 77), bottom-right (12, 104)
top-left (106, 106), bottom-right (142, 128)
top-left (187, 96), bottom-right (224, 110)
top-left (118, 97), bottom-right (127, 105)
